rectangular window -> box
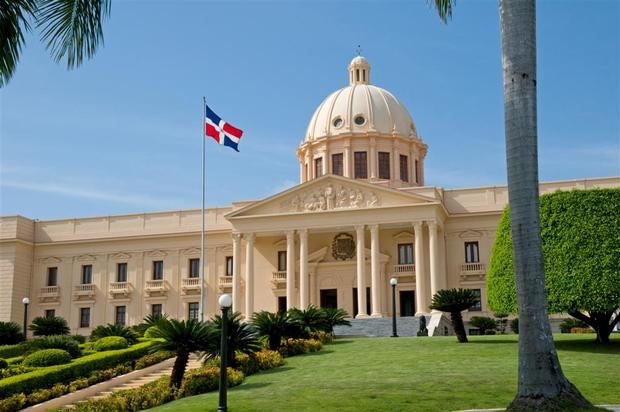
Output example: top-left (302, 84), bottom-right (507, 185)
top-left (188, 302), bottom-right (199, 320)
top-left (332, 153), bottom-right (343, 176)
top-left (470, 289), bottom-right (482, 311)
top-left (115, 306), bottom-right (126, 326)
top-left (117, 263), bottom-right (128, 282)
top-left (81, 265), bottom-right (92, 285)
top-left (277, 251), bottom-right (287, 272)
top-left (314, 157), bottom-right (323, 178)
top-left (400, 155), bottom-right (409, 182)
top-left (378, 152), bottom-right (390, 179)
top-left (151, 303), bottom-right (163, 317)
top-left (354, 152), bottom-right (368, 179)
top-left (47, 267), bottom-right (58, 287)
top-left (465, 241), bottom-right (480, 263)
top-left (45, 309), bottom-right (56, 318)
top-left (79, 308), bottom-right (90, 328)
top-left (225, 256), bottom-right (233, 277)
top-left (415, 159), bottom-right (420, 184)
top-left (189, 258), bottom-right (200, 278)
top-left (397, 243), bottom-right (414, 265)
top-left (152, 260), bottom-right (163, 280)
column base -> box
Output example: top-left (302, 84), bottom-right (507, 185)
top-left (415, 312), bottom-right (431, 317)
top-left (355, 314), bottom-right (370, 319)
top-left (369, 313), bottom-right (383, 318)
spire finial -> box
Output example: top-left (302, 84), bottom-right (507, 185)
top-left (356, 45), bottom-right (362, 56)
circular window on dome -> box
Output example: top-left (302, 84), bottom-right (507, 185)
top-left (332, 117), bottom-right (343, 128)
top-left (354, 115), bottom-right (366, 126)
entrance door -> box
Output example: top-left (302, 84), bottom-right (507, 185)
top-left (277, 297), bottom-right (287, 313)
top-left (400, 290), bottom-right (416, 317)
top-left (352, 287), bottom-right (372, 317)
top-left (320, 289), bottom-right (338, 309)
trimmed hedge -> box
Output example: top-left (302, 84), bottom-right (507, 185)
top-left (22, 349), bottom-right (72, 367)
top-left (93, 336), bottom-right (128, 352)
top-left (134, 350), bottom-right (175, 369)
top-left (28, 336), bottom-right (82, 358)
top-left (0, 344), bottom-right (28, 359)
top-left (0, 341), bottom-right (153, 398)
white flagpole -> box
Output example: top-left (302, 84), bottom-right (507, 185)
top-left (199, 97), bottom-right (206, 322)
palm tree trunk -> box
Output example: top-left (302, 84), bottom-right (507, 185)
top-left (170, 350), bottom-right (189, 389)
top-left (450, 311), bottom-right (468, 343)
top-left (500, 0), bottom-right (592, 409)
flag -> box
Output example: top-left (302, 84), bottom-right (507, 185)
top-left (204, 104), bottom-right (244, 152)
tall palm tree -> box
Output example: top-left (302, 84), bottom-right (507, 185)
top-left (0, 0), bottom-right (110, 87)
top-left (150, 318), bottom-right (217, 389)
top-left (432, 0), bottom-right (592, 409)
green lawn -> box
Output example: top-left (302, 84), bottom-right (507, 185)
top-left (151, 334), bottom-right (619, 412)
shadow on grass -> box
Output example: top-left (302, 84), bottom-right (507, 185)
top-left (231, 382), bottom-right (272, 391)
top-left (554, 339), bottom-right (619, 354)
top-left (254, 366), bottom-right (294, 376)
top-left (302, 349), bottom-right (334, 356)
top-left (468, 339), bottom-right (518, 344)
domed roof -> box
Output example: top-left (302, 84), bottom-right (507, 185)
top-left (305, 56), bottom-right (418, 142)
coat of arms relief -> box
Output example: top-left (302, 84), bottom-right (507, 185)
top-left (280, 183), bottom-right (380, 212)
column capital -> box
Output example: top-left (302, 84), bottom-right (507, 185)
top-left (286, 230), bottom-right (296, 241)
top-left (368, 224), bottom-right (379, 232)
top-left (427, 221), bottom-right (438, 231)
top-left (244, 233), bottom-right (255, 243)
top-left (232, 232), bottom-right (241, 241)
top-left (412, 221), bottom-right (423, 231)
top-left (354, 224), bottom-right (365, 233)
top-left (298, 228), bottom-right (308, 238)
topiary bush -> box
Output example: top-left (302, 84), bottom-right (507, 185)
top-left (28, 335), bottom-right (81, 358)
top-left (0, 343), bottom-right (28, 359)
top-left (28, 316), bottom-right (70, 336)
top-left (178, 367), bottom-right (244, 397)
top-left (134, 350), bottom-right (175, 369)
top-left (22, 349), bottom-right (72, 367)
top-left (143, 326), bottom-right (160, 339)
top-left (93, 336), bottom-right (129, 352)
top-left (559, 318), bottom-right (589, 334)
top-left (0, 322), bottom-right (25, 345)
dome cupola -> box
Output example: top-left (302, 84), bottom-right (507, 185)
top-left (348, 55), bottom-right (370, 85)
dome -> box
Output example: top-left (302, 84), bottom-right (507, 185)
top-left (305, 56), bottom-right (418, 142)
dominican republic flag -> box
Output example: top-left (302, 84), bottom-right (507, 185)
top-left (205, 104), bottom-right (244, 152)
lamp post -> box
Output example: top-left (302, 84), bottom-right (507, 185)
top-left (390, 278), bottom-right (398, 337)
top-left (22, 297), bottom-right (30, 339)
top-left (218, 294), bottom-right (232, 412)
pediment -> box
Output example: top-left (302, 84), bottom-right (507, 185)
top-left (75, 254), bottom-right (97, 262)
top-left (459, 229), bottom-right (483, 239)
top-left (181, 247), bottom-right (201, 255)
top-left (110, 252), bottom-right (132, 261)
top-left (38, 256), bottom-right (63, 264)
top-left (146, 249), bottom-right (167, 258)
top-left (227, 175), bottom-right (435, 218)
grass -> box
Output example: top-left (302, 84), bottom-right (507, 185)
top-left (150, 334), bottom-right (619, 412)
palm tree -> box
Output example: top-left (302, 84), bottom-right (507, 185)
top-left (132, 313), bottom-right (169, 336)
top-left (28, 316), bottom-right (70, 336)
top-left (150, 318), bottom-right (217, 389)
top-left (208, 312), bottom-right (260, 368)
top-left (429, 289), bottom-right (478, 343)
top-left (0, 0), bottom-right (111, 87)
top-left (0, 321), bottom-right (25, 344)
top-left (89, 323), bottom-right (138, 344)
top-left (322, 307), bottom-right (351, 335)
top-left (432, 0), bottom-right (592, 409)
top-left (251, 311), bottom-right (301, 351)
top-left (288, 305), bottom-right (328, 337)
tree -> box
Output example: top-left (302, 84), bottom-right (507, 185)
top-left (28, 316), bottom-right (70, 336)
top-left (322, 307), bottom-right (351, 334)
top-left (429, 288), bottom-right (478, 343)
top-left (251, 310), bottom-right (301, 351)
top-left (0, 321), bottom-right (25, 344)
top-left (432, 0), bottom-right (592, 409)
top-left (0, 0), bottom-right (110, 87)
top-left (150, 318), bottom-right (217, 389)
top-left (89, 323), bottom-right (138, 344)
top-left (209, 312), bottom-right (260, 368)
top-left (488, 189), bottom-right (620, 344)
top-left (288, 305), bottom-right (328, 337)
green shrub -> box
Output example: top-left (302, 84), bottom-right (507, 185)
top-left (571, 327), bottom-right (594, 334)
top-left (310, 331), bottom-right (333, 344)
top-left (71, 335), bottom-right (87, 344)
top-left (22, 349), bottom-right (72, 367)
top-left (279, 338), bottom-right (309, 357)
top-left (469, 316), bottom-right (498, 335)
top-left (134, 350), bottom-right (175, 369)
top-left (90, 324), bottom-right (138, 344)
top-left (0, 344), bottom-right (28, 359)
top-left (510, 318), bottom-right (519, 334)
top-left (559, 318), bottom-right (589, 334)
top-left (0, 341), bottom-right (153, 398)
top-left (68, 377), bottom-right (89, 392)
top-left (143, 326), bottom-right (160, 339)
top-left (305, 338), bottom-right (322, 352)
top-left (253, 350), bottom-right (284, 371)
top-left (26, 387), bottom-right (53, 405)
top-left (29, 316), bottom-right (70, 336)
top-left (0, 365), bottom-right (34, 379)
top-left (0, 359), bottom-right (7, 369)
top-left (484, 330), bottom-right (497, 335)
top-left (234, 353), bottom-right (258, 376)
top-left (178, 367), bottom-right (244, 398)
top-left (28, 335), bottom-right (81, 358)
top-left (0, 393), bottom-right (26, 412)
top-left (93, 336), bottom-right (129, 352)
top-left (0, 322), bottom-right (25, 345)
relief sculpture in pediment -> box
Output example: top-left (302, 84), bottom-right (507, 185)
top-left (281, 184), bottom-right (380, 212)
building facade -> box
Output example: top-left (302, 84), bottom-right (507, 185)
top-left (1, 56), bottom-right (618, 335)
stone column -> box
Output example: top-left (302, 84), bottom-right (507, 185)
top-left (344, 139), bottom-right (352, 178)
top-left (355, 225), bottom-right (368, 318)
top-left (413, 222), bottom-right (429, 314)
top-left (299, 229), bottom-right (309, 309)
top-left (286, 231), bottom-right (296, 310)
top-left (428, 221), bottom-right (440, 304)
top-left (392, 143), bottom-right (399, 183)
top-left (369, 138), bottom-right (377, 179)
top-left (369, 224), bottom-right (382, 317)
top-left (324, 149), bottom-right (330, 176)
top-left (232, 233), bottom-right (242, 313)
top-left (244, 233), bottom-right (255, 317)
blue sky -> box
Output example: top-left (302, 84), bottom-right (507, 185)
top-left (1, 0), bottom-right (618, 220)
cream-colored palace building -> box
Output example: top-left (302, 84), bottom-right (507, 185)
top-left (1, 56), bottom-right (618, 336)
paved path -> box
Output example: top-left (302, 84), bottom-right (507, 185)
top-left (455, 405), bottom-right (620, 412)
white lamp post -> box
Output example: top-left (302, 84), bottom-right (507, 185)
top-left (22, 297), bottom-right (30, 339)
top-left (390, 278), bottom-right (398, 337)
top-left (218, 294), bottom-right (232, 412)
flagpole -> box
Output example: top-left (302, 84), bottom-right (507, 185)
top-left (199, 97), bottom-right (206, 322)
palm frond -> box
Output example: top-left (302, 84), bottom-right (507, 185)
top-left (0, 0), bottom-right (37, 87)
top-left (432, 0), bottom-right (454, 24)
top-left (36, 0), bottom-right (110, 69)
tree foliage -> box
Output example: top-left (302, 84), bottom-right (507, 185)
top-left (488, 189), bottom-right (620, 343)
top-left (430, 288), bottom-right (478, 343)
top-left (29, 316), bottom-right (70, 336)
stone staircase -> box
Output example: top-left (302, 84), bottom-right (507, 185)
top-left (334, 316), bottom-right (430, 337)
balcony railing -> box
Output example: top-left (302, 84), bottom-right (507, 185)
top-left (393, 264), bottom-right (415, 275)
top-left (73, 284), bottom-right (95, 298)
top-left (219, 276), bottom-right (232, 289)
top-left (40, 286), bottom-right (60, 296)
top-left (460, 262), bottom-right (486, 281)
top-left (109, 281), bottom-right (131, 296)
top-left (145, 280), bottom-right (167, 296)
top-left (182, 277), bottom-right (201, 293)
top-left (272, 271), bottom-right (286, 282)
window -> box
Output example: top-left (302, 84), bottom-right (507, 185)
top-left (277, 251), bottom-right (287, 271)
top-left (152, 260), bottom-right (163, 281)
top-left (354, 152), bottom-right (368, 179)
top-left (115, 306), bottom-right (126, 326)
top-left (397, 243), bottom-right (414, 265)
top-left (79, 308), bottom-right (90, 328)
top-left (189, 258), bottom-right (200, 278)
top-left (470, 289), bottom-right (482, 311)
top-left (332, 117), bottom-right (343, 128)
top-left (188, 302), bottom-right (199, 320)
top-left (465, 241), bottom-right (480, 263)
top-left (81, 265), bottom-right (92, 284)
top-left (47, 267), bottom-right (58, 287)
top-left (332, 153), bottom-right (343, 176)
top-left (45, 309), bottom-right (56, 318)
top-left (354, 115), bottom-right (365, 125)
top-left (415, 159), bottom-right (420, 184)
top-left (378, 152), bottom-right (390, 179)
top-left (151, 304), bottom-right (163, 317)
top-left (400, 155), bottom-right (409, 182)
top-left (225, 256), bottom-right (233, 277)
top-left (314, 157), bottom-right (323, 178)
top-left (117, 263), bottom-right (127, 282)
